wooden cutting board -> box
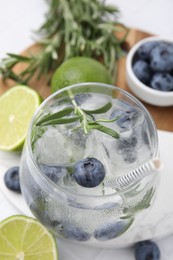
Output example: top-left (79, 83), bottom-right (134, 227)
top-left (0, 28), bottom-right (173, 131)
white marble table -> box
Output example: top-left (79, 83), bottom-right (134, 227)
top-left (0, 0), bottom-right (173, 259)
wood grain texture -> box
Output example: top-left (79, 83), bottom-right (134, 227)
top-left (0, 28), bottom-right (173, 131)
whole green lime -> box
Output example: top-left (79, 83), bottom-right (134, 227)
top-left (51, 56), bottom-right (113, 92)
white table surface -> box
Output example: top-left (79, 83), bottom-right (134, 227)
top-left (0, 0), bottom-right (173, 259)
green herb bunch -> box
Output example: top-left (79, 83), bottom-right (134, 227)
top-left (0, 0), bottom-right (128, 84)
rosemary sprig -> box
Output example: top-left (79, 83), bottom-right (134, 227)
top-left (36, 97), bottom-right (120, 138)
top-left (0, 0), bottom-right (128, 84)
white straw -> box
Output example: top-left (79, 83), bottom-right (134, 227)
top-left (105, 157), bottom-right (162, 190)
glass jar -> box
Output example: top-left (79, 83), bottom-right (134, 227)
top-left (20, 82), bottom-right (159, 248)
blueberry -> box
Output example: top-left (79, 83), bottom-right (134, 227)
top-left (68, 198), bottom-right (91, 209)
top-left (30, 202), bottom-right (52, 227)
top-left (69, 128), bottom-right (88, 147)
top-left (150, 73), bottom-right (173, 91)
top-left (74, 93), bottom-right (91, 106)
top-left (133, 60), bottom-right (152, 84)
top-left (39, 164), bottom-right (66, 183)
top-left (135, 240), bottom-right (161, 260)
top-left (64, 224), bottom-right (91, 241)
top-left (73, 158), bottom-right (106, 188)
top-left (110, 107), bottom-right (138, 130)
top-left (117, 136), bottom-right (138, 153)
top-left (110, 109), bottom-right (124, 127)
top-left (123, 150), bottom-right (137, 164)
top-left (137, 41), bottom-right (159, 60)
top-left (4, 166), bottom-right (21, 193)
top-left (58, 222), bottom-right (91, 241)
top-left (30, 203), bottom-right (67, 233)
top-left (150, 43), bottom-right (173, 72)
top-left (94, 218), bottom-right (133, 241)
top-left (117, 135), bottom-right (138, 163)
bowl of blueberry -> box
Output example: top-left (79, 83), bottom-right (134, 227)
top-left (126, 36), bottom-right (173, 106)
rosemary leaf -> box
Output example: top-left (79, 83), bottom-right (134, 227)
top-left (83, 101), bottom-right (112, 114)
top-left (6, 53), bottom-right (32, 62)
top-left (88, 116), bottom-right (120, 124)
top-left (36, 107), bottom-right (74, 126)
top-left (89, 123), bottom-right (119, 139)
top-left (39, 116), bottom-right (81, 126)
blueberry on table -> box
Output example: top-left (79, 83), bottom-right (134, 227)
top-left (150, 73), bottom-right (173, 91)
top-left (135, 240), bottom-right (161, 260)
top-left (94, 218), bottom-right (133, 241)
top-left (133, 60), bottom-right (152, 84)
top-left (4, 166), bottom-right (21, 193)
top-left (137, 41), bottom-right (159, 60)
top-left (150, 43), bottom-right (173, 72)
top-left (73, 158), bottom-right (106, 188)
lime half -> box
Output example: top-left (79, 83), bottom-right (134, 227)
top-left (0, 215), bottom-right (58, 260)
top-left (0, 86), bottom-right (41, 151)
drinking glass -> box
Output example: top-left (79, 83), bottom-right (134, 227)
top-left (20, 82), bottom-right (160, 248)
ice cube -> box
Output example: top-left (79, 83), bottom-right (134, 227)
top-left (74, 93), bottom-right (91, 106)
top-left (80, 93), bottom-right (111, 112)
top-left (39, 163), bottom-right (67, 183)
top-left (34, 125), bottom-right (87, 166)
top-left (110, 99), bottom-right (144, 132)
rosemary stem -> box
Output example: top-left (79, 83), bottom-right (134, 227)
top-left (67, 88), bottom-right (89, 134)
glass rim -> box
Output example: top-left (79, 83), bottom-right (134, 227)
top-left (27, 82), bottom-right (159, 198)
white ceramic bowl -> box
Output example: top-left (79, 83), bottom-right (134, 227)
top-left (126, 36), bottom-right (173, 107)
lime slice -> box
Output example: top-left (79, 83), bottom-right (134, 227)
top-left (0, 86), bottom-right (41, 151)
top-left (0, 215), bottom-right (58, 260)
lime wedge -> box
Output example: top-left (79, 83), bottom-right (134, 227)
top-left (0, 215), bottom-right (58, 260)
top-left (0, 86), bottom-right (41, 151)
